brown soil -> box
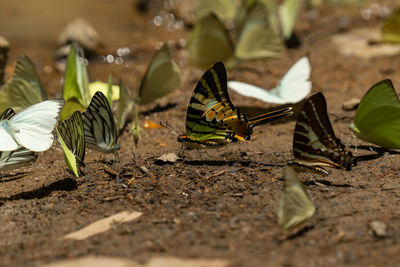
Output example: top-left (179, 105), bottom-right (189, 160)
top-left (1, 1), bottom-right (400, 266)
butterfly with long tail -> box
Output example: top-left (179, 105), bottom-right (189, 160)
top-left (291, 92), bottom-right (357, 175)
top-left (82, 91), bottom-right (120, 153)
top-left (177, 62), bottom-right (293, 149)
top-left (0, 108), bottom-right (37, 171)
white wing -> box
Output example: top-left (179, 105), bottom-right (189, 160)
top-left (228, 81), bottom-right (286, 104)
top-left (11, 100), bottom-right (64, 152)
top-left (228, 56), bottom-right (311, 104)
top-left (0, 124), bottom-right (19, 151)
top-left (271, 56), bottom-right (311, 103)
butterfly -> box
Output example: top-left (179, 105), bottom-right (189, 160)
top-left (178, 62), bottom-right (293, 148)
top-left (195, 0), bottom-right (237, 22)
top-left (82, 91), bottom-right (120, 153)
top-left (187, 1), bottom-right (283, 68)
top-left (0, 108), bottom-right (37, 171)
top-left (382, 8), bottom-right (400, 43)
top-left (0, 55), bottom-right (47, 114)
top-left (56, 111), bottom-right (85, 177)
top-left (137, 43), bottom-right (181, 105)
top-left (278, 166), bottom-right (316, 232)
top-left (292, 92), bottom-right (356, 175)
top-left (228, 56), bottom-right (311, 104)
top-left (0, 100), bottom-right (65, 152)
top-left (350, 79), bottom-right (400, 149)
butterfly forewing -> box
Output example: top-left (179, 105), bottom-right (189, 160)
top-left (293, 92), bottom-right (354, 173)
top-left (0, 147), bottom-right (38, 171)
top-left (279, 166), bottom-right (315, 231)
top-left (82, 92), bottom-right (119, 153)
top-left (0, 108), bottom-right (16, 121)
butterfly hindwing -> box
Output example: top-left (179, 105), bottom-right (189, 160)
top-left (293, 92), bottom-right (354, 174)
top-left (0, 147), bottom-right (38, 172)
top-left (82, 92), bottom-right (119, 153)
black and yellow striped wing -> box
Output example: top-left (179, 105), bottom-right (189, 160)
top-left (0, 108), bottom-right (38, 171)
top-left (184, 62), bottom-right (247, 144)
top-left (82, 91), bottom-right (120, 153)
top-left (292, 92), bottom-right (355, 175)
top-left (57, 111), bottom-right (85, 163)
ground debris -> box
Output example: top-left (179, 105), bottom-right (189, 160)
top-left (155, 153), bottom-right (178, 164)
top-left (342, 98), bottom-right (360, 111)
top-left (369, 221), bottom-right (388, 238)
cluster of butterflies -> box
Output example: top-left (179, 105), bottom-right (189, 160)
top-left (187, 0), bottom-right (302, 68)
top-left (166, 60), bottom-right (400, 232)
top-left (2, 42), bottom-right (400, 234)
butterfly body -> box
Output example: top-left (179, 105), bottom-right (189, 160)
top-left (293, 93), bottom-right (355, 175)
top-left (180, 62), bottom-right (292, 149)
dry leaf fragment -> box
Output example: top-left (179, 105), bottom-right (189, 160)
top-left (155, 153), bottom-right (178, 164)
top-left (63, 211), bottom-right (142, 240)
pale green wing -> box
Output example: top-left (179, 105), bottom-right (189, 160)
top-left (0, 55), bottom-right (46, 113)
top-left (106, 74), bottom-right (113, 107)
top-left (187, 13), bottom-right (235, 68)
top-left (63, 44), bottom-right (91, 108)
top-left (138, 44), bottom-right (181, 105)
top-left (278, 166), bottom-right (316, 232)
top-left (382, 8), bottom-right (400, 43)
top-left (13, 55), bottom-right (47, 100)
top-left (56, 128), bottom-right (79, 177)
top-left (235, 2), bottom-right (283, 60)
top-left (350, 79), bottom-right (400, 149)
top-left (352, 79), bottom-right (400, 149)
top-left (195, 0), bottom-right (237, 21)
top-left (117, 79), bottom-right (134, 130)
top-left (279, 0), bottom-right (301, 39)
top-left (0, 78), bottom-right (43, 113)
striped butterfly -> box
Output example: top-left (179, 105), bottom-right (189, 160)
top-left (278, 166), bottom-right (316, 232)
top-left (178, 62), bottom-right (293, 148)
top-left (292, 92), bottom-right (355, 175)
top-left (82, 91), bottom-right (120, 153)
top-left (0, 108), bottom-right (37, 171)
top-left (56, 111), bottom-right (85, 177)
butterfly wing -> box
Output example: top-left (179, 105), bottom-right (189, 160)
top-left (195, 0), bottom-right (237, 21)
top-left (117, 79), bottom-right (134, 130)
top-left (293, 93), bottom-right (354, 173)
top-left (138, 43), bottom-right (181, 105)
top-left (56, 111), bottom-right (85, 177)
top-left (10, 100), bottom-right (64, 152)
top-left (0, 108), bottom-right (16, 120)
top-left (228, 81), bottom-right (287, 104)
top-left (382, 8), bottom-right (400, 43)
top-left (351, 79), bottom-right (400, 149)
top-left (187, 13), bottom-right (235, 68)
top-left (82, 92), bottom-right (119, 153)
top-left (63, 44), bottom-right (91, 107)
top-left (278, 166), bottom-right (315, 231)
top-left (235, 2), bottom-right (283, 60)
top-left (270, 56), bottom-right (311, 103)
top-left (0, 147), bottom-right (38, 171)
top-left (278, 0), bottom-right (301, 39)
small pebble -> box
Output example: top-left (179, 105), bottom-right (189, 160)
top-left (369, 220), bottom-right (388, 238)
top-left (342, 98), bottom-right (360, 111)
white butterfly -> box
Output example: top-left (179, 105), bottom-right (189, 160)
top-left (0, 100), bottom-right (65, 152)
top-left (228, 56), bottom-right (311, 104)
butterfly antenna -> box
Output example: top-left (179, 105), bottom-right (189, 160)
top-left (248, 107), bottom-right (293, 128)
top-left (160, 121), bottom-right (180, 136)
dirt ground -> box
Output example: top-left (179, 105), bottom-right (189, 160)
top-left (1, 0), bottom-right (400, 266)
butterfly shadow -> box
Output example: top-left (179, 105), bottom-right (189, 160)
top-left (140, 102), bottom-right (178, 116)
top-left (0, 177), bottom-right (77, 203)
